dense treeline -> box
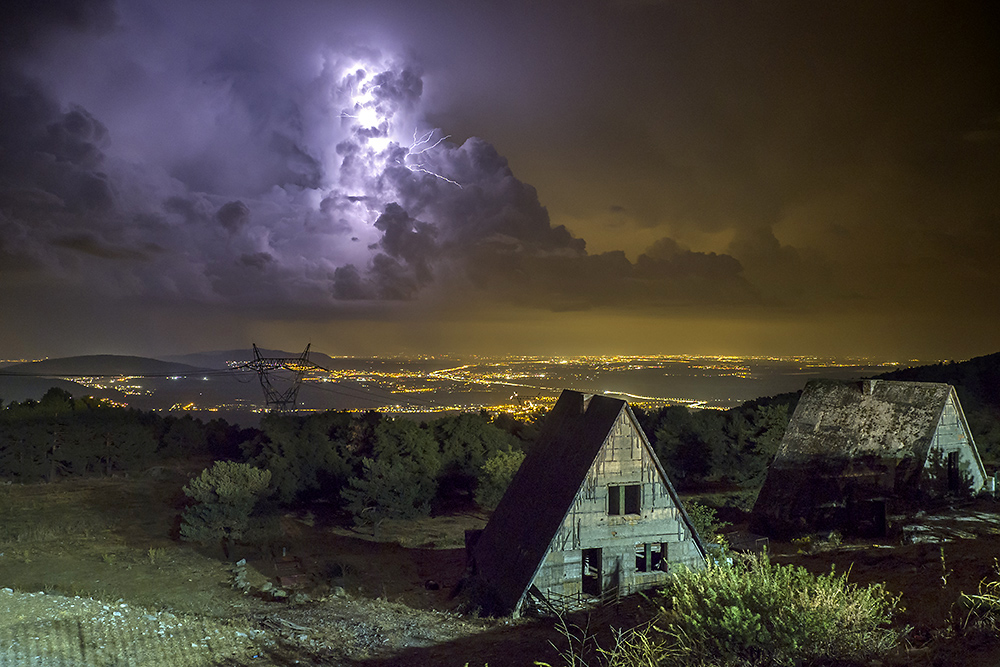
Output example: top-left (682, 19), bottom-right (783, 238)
top-left (238, 409), bottom-right (535, 524)
top-left (0, 388), bottom-right (253, 480)
top-left (633, 393), bottom-right (799, 491)
top-left (0, 386), bottom-right (796, 506)
top-left (0, 389), bottom-right (537, 525)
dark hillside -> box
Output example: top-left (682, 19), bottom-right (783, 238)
top-left (3, 355), bottom-right (203, 377)
top-left (0, 376), bottom-right (99, 404)
top-left (876, 352), bottom-right (1000, 465)
top-left (875, 352), bottom-right (1000, 413)
top-left (163, 348), bottom-right (340, 371)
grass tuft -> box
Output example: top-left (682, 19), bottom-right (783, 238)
top-left (584, 553), bottom-right (905, 667)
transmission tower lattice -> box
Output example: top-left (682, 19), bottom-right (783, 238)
top-left (248, 343), bottom-right (322, 412)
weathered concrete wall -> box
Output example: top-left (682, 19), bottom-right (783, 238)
top-left (751, 382), bottom-right (989, 538)
top-left (923, 393), bottom-right (986, 493)
top-left (530, 409), bottom-right (703, 603)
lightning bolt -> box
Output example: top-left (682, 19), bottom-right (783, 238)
top-left (408, 166), bottom-right (463, 188)
top-left (333, 62), bottom-right (461, 189)
top-left (408, 129), bottom-right (451, 155)
top-left (405, 129), bottom-right (462, 188)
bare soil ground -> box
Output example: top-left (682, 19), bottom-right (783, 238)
top-left (2, 470), bottom-right (1000, 666)
top-left (0, 469), bottom-right (510, 666)
top-left (763, 498), bottom-right (1000, 666)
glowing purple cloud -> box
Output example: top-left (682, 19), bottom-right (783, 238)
top-left (0, 0), bottom-right (764, 340)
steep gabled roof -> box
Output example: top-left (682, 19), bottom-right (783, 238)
top-left (471, 391), bottom-right (620, 613)
top-left (471, 390), bottom-right (703, 614)
top-left (773, 379), bottom-right (954, 465)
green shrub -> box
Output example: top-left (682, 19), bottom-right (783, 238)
top-left (684, 501), bottom-right (729, 545)
top-left (180, 461), bottom-right (277, 558)
top-left (341, 417), bottom-right (442, 526)
top-left (617, 554), bottom-right (904, 667)
top-left (342, 455), bottom-right (438, 525)
top-left (961, 558), bottom-right (1000, 631)
top-left (474, 447), bottom-right (525, 509)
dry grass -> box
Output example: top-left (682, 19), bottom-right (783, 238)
top-left (0, 475), bottom-right (504, 666)
top-left (327, 510), bottom-right (489, 548)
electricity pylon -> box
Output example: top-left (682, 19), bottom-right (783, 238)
top-left (248, 343), bottom-right (320, 412)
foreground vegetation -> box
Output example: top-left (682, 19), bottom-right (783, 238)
top-left (6, 349), bottom-right (1000, 553)
top-left (1, 385), bottom-right (789, 539)
top-left (655, 554), bottom-right (904, 666)
top-left (541, 553), bottom-right (906, 667)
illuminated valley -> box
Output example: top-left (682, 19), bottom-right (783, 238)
top-left (0, 354), bottom-right (910, 421)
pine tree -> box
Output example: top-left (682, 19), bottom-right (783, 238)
top-left (180, 461), bottom-right (275, 559)
top-left (342, 418), bottom-right (441, 530)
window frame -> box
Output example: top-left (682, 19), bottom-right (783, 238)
top-left (634, 542), bottom-right (667, 573)
top-left (608, 483), bottom-right (641, 516)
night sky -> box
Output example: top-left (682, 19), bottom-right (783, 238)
top-left (1, 0), bottom-right (998, 360)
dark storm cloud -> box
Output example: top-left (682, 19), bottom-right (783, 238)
top-left (370, 253), bottom-right (421, 300)
top-left (462, 236), bottom-right (756, 312)
top-left (51, 232), bottom-right (157, 261)
top-left (372, 203), bottom-right (437, 282)
top-left (237, 251), bottom-right (273, 270)
top-left (370, 68), bottom-right (423, 114)
top-left (332, 264), bottom-right (368, 300)
top-left (163, 196), bottom-right (211, 225)
top-left (0, 0), bottom-right (116, 55)
top-left (0, 0), bottom-right (769, 330)
top-left (216, 201), bottom-right (251, 233)
top-left (637, 238), bottom-right (745, 286)
top-left (2, 0), bottom-right (998, 359)
top-left (391, 137), bottom-right (586, 253)
top-left (726, 228), bottom-right (833, 304)
top-left (0, 0), bottom-right (118, 213)
top-left (0, 73), bottom-right (114, 214)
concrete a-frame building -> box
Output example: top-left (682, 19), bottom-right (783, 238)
top-left (468, 390), bottom-right (705, 616)
top-left (751, 379), bottom-right (988, 537)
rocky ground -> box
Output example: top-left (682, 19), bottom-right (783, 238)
top-left (0, 587), bottom-right (257, 666)
top-left (0, 581), bottom-right (520, 666)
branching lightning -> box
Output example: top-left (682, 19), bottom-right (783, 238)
top-left (336, 59), bottom-right (463, 211)
top-left (408, 165), bottom-right (463, 188)
top-left (404, 129), bottom-right (462, 188)
top-left (408, 129), bottom-right (451, 155)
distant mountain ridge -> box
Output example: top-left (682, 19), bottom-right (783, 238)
top-left (2, 355), bottom-right (204, 377)
top-left (2, 348), bottom-right (340, 377)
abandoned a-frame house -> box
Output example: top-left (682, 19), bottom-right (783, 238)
top-left (751, 379), bottom-right (988, 538)
top-left (467, 390), bottom-right (706, 616)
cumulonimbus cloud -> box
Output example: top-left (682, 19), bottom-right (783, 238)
top-left (0, 0), bottom-right (756, 317)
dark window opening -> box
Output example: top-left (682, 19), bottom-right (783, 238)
top-left (609, 484), bottom-right (641, 515)
top-left (635, 543), bottom-right (666, 572)
top-left (947, 451), bottom-right (961, 492)
top-left (582, 548), bottom-right (602, 596)
top-left (625, 484), bottom-right (641, 514)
